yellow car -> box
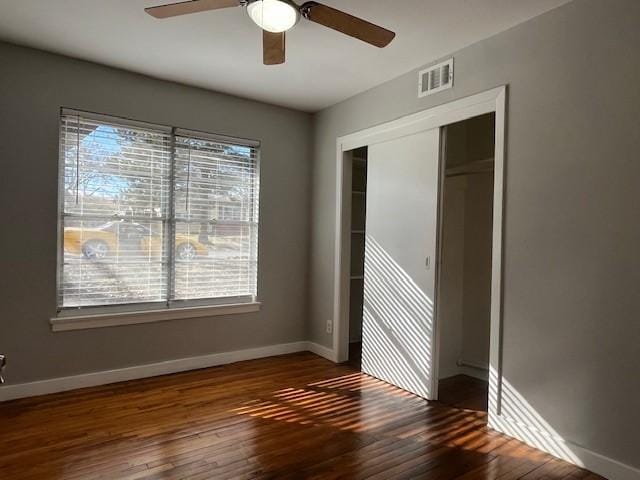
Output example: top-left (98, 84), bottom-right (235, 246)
top-left (64, 221), bottom-right (209, 261)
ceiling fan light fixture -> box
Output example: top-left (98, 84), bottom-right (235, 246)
top-left (247, 0), bottom-right (300, 33)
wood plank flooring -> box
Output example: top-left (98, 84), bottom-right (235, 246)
top-left (0, 352), bottom-right (603, 480)
top-left (437, 375), bottom-right (489, 412)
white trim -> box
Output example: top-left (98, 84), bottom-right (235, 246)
top-left (333, 87), bottom-right (507, 402)
top-left (50, 302), bottom-right (261, 331)
top-left (307, 342), bottom-right (337, 362)
top-left (489, 414), bottom-right (640, 480)
top-left (338, 86), bottom-right (505, 152)
top-left (431, 126), bottom-right (448, 399)
top-left (490, 86), bottom-right (507, 415)
top-left (456, 358), bottom-right (489, 371)
top-left (0, 341), bottom-right (312, 402)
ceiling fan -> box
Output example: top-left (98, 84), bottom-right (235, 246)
top-left (145, 0), bottom-right (396, 65)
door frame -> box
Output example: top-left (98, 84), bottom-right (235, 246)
top-left (333, 86), bottom-right (507, 410)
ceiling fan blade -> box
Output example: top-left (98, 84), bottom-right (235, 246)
top-left (145, 0), bottom-right (240, 19)
top-left (263, 31), bottom-right (286, 65)
top-left (300, 1), bottom-right (395, 48)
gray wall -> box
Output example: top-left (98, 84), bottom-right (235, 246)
top-left (460, 172), bottom-right (493, 369)
top-left (0, 42), bottom-right (312, 384)
top-left (309, 0), bottom-right (640, 469)
top-left (437, 175), bottom-right (466, 379)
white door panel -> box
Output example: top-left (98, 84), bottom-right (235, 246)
top-left (362, 128), bottom-right (440, 399)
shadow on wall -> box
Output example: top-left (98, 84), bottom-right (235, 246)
top-left (361, 236), bottom-right (434, 399)
top-left (489, 367), bottom-right (583, 466)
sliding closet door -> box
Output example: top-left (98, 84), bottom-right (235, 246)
top-left (362, 128), bottom-right (441, 400)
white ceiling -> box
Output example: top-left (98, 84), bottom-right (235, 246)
top-left (0, 0), bottom-right (571, 112)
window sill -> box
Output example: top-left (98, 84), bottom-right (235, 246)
top-left (50, 302), bottom-right (261, 332)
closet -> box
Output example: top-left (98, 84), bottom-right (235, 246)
top-left (344, 112), bottom-right (496, 406)
top-left (437, 113), bottom-right (495, 411)
top-left (336, 89), bottom-right (505, 410)
top-left (348, 147), bottom-right (367, 367)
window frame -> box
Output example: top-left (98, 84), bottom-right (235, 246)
top-left (53, 108), bottom-right (261, 330)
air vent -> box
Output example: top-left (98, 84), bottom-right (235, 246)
top-left (418, 58), bottom-right (454, 97)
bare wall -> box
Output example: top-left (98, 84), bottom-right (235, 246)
top-left (0, 42), bottom-right (313, 384)
top-left (309, 0), bottom-right (640, 469)
top-left (460, 172), bottom-right (493, 369)
top-left (436, 176), bottom-right (466, 379)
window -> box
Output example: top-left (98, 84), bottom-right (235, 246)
top-left (58, 110), bottom-right (259, 313)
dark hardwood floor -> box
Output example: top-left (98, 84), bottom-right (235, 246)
top-left (0, 352), bottom-right (602, 480)
top-left (437, 375), bottom-right (489, 412)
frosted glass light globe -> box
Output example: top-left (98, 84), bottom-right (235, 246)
top-left (247, 0), bottom-right (300, 33)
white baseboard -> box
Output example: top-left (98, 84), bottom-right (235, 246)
top-left (458, 365), bottom-right (489, 381)
top-left (438, 365), bottom-right (488, 382)
top-left (307, 342), bottom-right (337, 362)
top-left (489, 413), bottom-right (640, 480)
top-left (0, 341), bottom-right (320, 402)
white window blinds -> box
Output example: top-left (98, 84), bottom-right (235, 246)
top-left (172, 132), bottom-right (259, 301)
top-left (58, 110), bottom-right (260, 310)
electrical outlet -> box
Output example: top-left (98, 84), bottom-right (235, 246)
top-left (326, 319), bottom-right (333, 334)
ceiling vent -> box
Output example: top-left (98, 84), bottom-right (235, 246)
top-left (418, 58), bottom-right (454, 97)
